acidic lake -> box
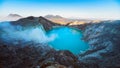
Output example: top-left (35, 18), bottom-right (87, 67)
top-left (47, 27), bottom-right (89, 54)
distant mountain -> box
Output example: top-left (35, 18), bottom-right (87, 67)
top-left (45, 15), bottom-right (63, 19)
top-left (44, 15), bottom-right (92, 25)
top-left (44, 15), bottom-right (68, 25)
top-left (8, 14), bottom-right (22, 17)
top-left (0, 14), bottom-right (22, 22)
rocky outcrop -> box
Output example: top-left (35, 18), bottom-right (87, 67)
top-left (69, 23), bottom-right (92, 31)
top-left (0, 43), bottom-right (52, 68)
top-left (38, 48), bottom-right (100, 68)
top-left (39, 50), bottom-right (79, 68)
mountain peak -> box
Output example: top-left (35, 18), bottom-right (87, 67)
top-left (44, 15), bottom-right (63, 19)
top-left (11, 16), bottom-right (60, 30)
top-left (0, 14), bottom-right (22, 22)
top-left (8, 14), bottom-right (22, 17)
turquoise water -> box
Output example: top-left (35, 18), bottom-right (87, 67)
top-left (47, 27), bottom-right (89, 54)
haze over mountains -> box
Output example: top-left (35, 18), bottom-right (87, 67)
top-left (0, 14), bottom-right (103, 25)
top-left (0, 14), bottom-right (22, 22)
top-left (44, 15), bottom-right (92, 25)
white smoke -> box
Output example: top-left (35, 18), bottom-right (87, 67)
top-left (0, 22), bottom-right (56, 44)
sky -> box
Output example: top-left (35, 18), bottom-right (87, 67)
top-left (0, 0), bottom-right (120, 19)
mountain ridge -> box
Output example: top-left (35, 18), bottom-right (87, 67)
top-left (10, 16), bottom-right (60, 31)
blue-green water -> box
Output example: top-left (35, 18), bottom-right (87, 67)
top-left (47, 27), bottom-right (89, 54)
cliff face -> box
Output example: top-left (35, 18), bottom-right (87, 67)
top-left (38, 16), bottom-right (60, 31)
top-left (79, 20), bottom-right (120, 68)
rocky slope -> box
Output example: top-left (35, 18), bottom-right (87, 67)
top-left (0, 43), bottom-right (52, 68)
top-left (79, 20), bottom-right (120, 68)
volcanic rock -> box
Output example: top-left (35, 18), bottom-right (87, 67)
top-left (79, 20), bottom-right (120, 68)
